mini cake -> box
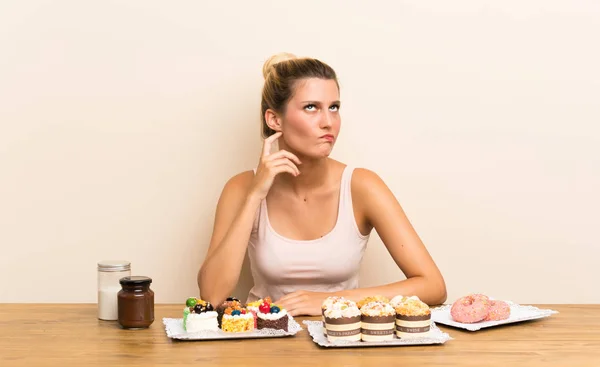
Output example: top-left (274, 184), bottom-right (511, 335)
top-left (221, 306), bottom-right (254, 332)
top-left (394, 296), bottom-right (431, 339)
top-left (360, 301), bottom-right (396, 342)
top-left (321, 296), bottom-right (344, 335)
top-left (216, 296), bottom-right (243, 327)
top-left (256, 299), bottom-right (288, 332)
top-left (247, 297), bottom-right (272, 328)
top-left (356, 295), bottom-right (390, 309)
top-left (324, 299), bottom-right (361, 342)
top-left (183, 297), bottom-right (218, 332)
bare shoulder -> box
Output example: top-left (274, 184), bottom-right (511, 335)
top-left (350, 168), bottom-right (394, 231)
top-left (215, 170), bottom-right (256, 206)
top-left (223, 170), bottom-right (255, 192)
top-left (351, 168), bottom-right (389, 196)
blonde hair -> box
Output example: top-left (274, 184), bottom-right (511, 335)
top-left (260, 52), bottom-right (339, 138)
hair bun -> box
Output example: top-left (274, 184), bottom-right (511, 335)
top-left (262, 52), bottom-right (297, 79)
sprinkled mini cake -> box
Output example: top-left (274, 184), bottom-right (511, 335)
top-left (216, 296), bottom-right (243, 327)
top-left (394, 296), bottom-right (431, 339)
top-left (321, 296), bottom-right (345, 335)
top-left (221, 306), bottom-right (254, 332)
top-left (324, 299), bottom-right (362, 342)
top-left (360, 301), bottom-right (396, 342)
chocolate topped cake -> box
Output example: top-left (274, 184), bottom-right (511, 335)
top-left (256, 299), bottom-right (288, 332)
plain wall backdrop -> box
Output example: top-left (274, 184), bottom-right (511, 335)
top-left (1, 0), bottom-right (598, 303)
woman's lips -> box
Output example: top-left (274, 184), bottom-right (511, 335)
top-left (321, 134), bottom-right (334, 142)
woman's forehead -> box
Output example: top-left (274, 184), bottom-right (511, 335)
top-left (291, 78), bottom-right (339, 102)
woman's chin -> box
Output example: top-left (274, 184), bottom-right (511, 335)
top-left (305, 149), bottom-right (333, 160)
top-left (291, 144), bottom-right (334, 160)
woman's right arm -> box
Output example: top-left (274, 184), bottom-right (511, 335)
top-left (198, 132), bottom-right (301, 305)
top-left (197, 172), bottom-right (261, 306)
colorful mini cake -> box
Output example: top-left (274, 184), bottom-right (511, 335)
top-left (247, 297), bottom-right (272, 328)
top-left (221, 306), bottom-right (254, 332)
top-left (324, 299), bottom-right (361, 342)
top-left (183, 297), bottom-right (218, 332)
top-left (356, 295), bottom-right (390, 309)
top-left (216, 296), bottom-right (243, 327)
top-left (360, 301), bottom-right (396, 342)
top-left (256, 298), bottom-right (289, 331)
top-left (394, 296), bottom-right (431, 339)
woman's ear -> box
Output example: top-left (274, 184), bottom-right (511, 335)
top-left (265, 109), bottom-right (282, 133)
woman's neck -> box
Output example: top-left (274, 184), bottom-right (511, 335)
top-left (273, 153), bottom-right (332, 198)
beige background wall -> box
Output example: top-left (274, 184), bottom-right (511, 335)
top-left (1, 1), bottom-right (598, 304)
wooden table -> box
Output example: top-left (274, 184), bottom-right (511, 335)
top-left (0, 304), bottom-right (598, 366)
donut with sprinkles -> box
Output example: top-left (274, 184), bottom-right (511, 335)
top-left (450, 294), bottom-right (491, 323)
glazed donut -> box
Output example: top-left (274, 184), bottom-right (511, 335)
top-left (450, 294), bottom-right (491, 323)
top-left (484, 300), bottom-right (511, 321)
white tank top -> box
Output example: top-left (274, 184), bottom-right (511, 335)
top-left (246, 166), bottom-right (370, 303)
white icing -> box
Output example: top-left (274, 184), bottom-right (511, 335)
top-left (321, 296), bottom-right (344, 310)
top-left (185, 312), bottom-right (219, 332)
top-left (257, 309), bottom-right (288, 320)
top-left (324, 306), bottom-right (361, 318)
top-left (184, 310), bottom-right (218, 319)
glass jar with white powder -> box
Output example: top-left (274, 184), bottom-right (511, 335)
top-left (97, 260), bottom-right (131, 320)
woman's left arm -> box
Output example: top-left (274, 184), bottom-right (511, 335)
top-left (342, 168), bottom-right (447, 305)
top-left (277, 168), bottom-right (447, 316)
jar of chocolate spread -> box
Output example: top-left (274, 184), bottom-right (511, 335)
top-left (117, 276), bottom-right (154, 329)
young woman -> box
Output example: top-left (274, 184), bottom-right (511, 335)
top-left (198, 53), bottom-right (446, 316)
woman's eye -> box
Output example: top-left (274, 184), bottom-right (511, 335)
top-left (304, 104), bottom-right (317, 111)
top-left (329, 105), bottom-right (340, 112)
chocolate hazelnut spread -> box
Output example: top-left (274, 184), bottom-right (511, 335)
top-left (117, 276), bottom-right (154, 329)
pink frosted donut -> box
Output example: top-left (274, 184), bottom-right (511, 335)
top-left (471, 294), bottom-right (490, 303)
top-left (450, 294), bottom-right (491, 323)
top-left (484, 300), bottom-right (511, 321)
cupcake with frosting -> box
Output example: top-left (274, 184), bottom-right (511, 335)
top-left (393, 295), bottom-right (431, 339)
top-left (356, 295), bottom-right (390, 309)
top-left (360, 301), bottom-right (396, 341)
top-left (321, 296), bottom-right (344, 335)
top-left (324, 299), bottom-right (362, 342)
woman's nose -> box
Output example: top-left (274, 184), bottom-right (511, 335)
top-left (320, 111), bottom-right (333, 128)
